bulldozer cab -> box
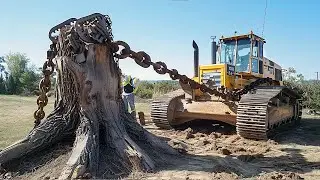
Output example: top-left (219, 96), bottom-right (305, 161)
top-left (217, 31), bottom-right (265, 76)
top-left (196, 31), bottom-right (282, 93)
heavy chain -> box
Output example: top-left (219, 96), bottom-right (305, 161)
top-left (110, 41), bottom-right (220, 94)
top-left (110, 41), bottom-right (274, 102)
top-left (70, 13), bottom-right (274, 101)
top-left (33, 44), bottom-right (56, 127)
top-left (33, 13), bottom-right (113, 127)
top-left (33, 18), bottom-right (78, 127)
top-left (37, 13), bottom-right (275, 127)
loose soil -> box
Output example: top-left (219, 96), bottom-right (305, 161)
top-left (1, 112), bottom-right (320, 180)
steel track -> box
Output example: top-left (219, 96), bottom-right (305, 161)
top-left (150, 89), bottom-right (185, 129)
top-left (236, 87), bottom-right (302, 140)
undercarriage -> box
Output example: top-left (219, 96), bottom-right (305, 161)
top-left (151, 85), bottom-right (302, 140)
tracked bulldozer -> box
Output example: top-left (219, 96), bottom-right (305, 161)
top-left (150, 31), bottom-right (302, 140)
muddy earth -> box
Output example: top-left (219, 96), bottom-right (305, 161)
top-left (1, 111), bottom-right (320, 180)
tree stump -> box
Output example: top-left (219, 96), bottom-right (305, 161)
top-left (138, 111), bottom-right (146, 126)
top-left (0, 14), bottom-right (178, 179)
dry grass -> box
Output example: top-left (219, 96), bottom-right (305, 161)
top-left (0, 95), bottom-right (55, 149)
top-left (0, 95), bottom-right (150, 149)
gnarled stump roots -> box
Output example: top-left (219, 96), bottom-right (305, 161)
top-left (0, 27), bottom-right (177, 179)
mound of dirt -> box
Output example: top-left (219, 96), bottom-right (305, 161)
top-left (149, 125), bottom-right (277, 159)
top-left (142, 117), bottom-right (320, 179)
top-left (128, 171), bottom-right (239, 180)
top-left (257, 172), bottom-right (304, 180)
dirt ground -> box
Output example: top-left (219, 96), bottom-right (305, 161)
top-left (1, 112), bottom-right (320, 180)
top-left (135, 112), bottom-right (320, 180)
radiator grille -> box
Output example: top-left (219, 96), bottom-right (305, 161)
top-left (201, 71), bottom-right (221, 88)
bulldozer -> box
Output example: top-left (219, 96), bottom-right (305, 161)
top-left (150, 31), bottom-right (302, 140)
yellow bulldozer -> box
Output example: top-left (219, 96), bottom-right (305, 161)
top-left (150, 31), bottom-right (302, 140)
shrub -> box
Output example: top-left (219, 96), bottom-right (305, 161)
top-left (135, 80), bottom-right (180, 99)
top-left (135, 81), bottom-right (154, 99)
top-left (283, 67), bottom-right (320, 111)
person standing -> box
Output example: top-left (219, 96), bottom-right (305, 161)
top-left (122, 75), bottom-right (139, 118)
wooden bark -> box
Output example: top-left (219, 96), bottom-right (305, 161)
top-left (0, 26), bottom-right (178, 179)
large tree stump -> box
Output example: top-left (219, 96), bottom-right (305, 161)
top-left (0, 14), bottom-right (178, 179)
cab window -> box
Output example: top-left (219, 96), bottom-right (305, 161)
top-left (275, 68), bottom-right (282, 81)
top-left (251, 58), bottom-right (259, 73)
top-left (235, 39), bottom-right (251, 72)
top-left (259, 41), bottom-right (263, 58)
top-left (252, 40), bottom-right (258, 57)
top-left (268, 66), bottom-right (274, 74)
top-left (220, 41), bottom-right (236, 65)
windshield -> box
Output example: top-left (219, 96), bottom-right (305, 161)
top-left (220, 41), bottom-right (236, 65)
top-left (235, 39), bottom-right (251, 72)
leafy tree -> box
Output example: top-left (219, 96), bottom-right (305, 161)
top-left (5, 52), bottom-right (29, 78)
top-left (20, 70), bottom-right (40, 94)
top-left (283, 67), bottom-right (320, 111)
top-left (2, 52), bottom-right (41, 95)
top-left (283, 67), bottom-right (304, 86)
top-left (135, 80), bottom-right (180, 99)
top-left (0, 57), bottom-right (6, 93)
top-left (3, 52), bottom-right (29, 93)
top-left (0, 74), bottom-right (5, 94)
top-left (6, 74), bottom-right (18, 94)
top-left (0, 56), bottom-right (5, 74)
top-left (153, 81), bottom-right (179, 95)
top-left (135, 81), bottom-right (154, 99)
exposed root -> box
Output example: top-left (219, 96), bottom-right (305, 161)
top-left (56, 100), bottom-right (173, 179)
top-left (120, 100), bottom-right (179, 157)
top-left (0, 17), bottom-right (179, 179)
top-left (0, 111), bottom-right (70, 166)
top-left (59, 111), bottom-right (94, 179)
top-left (0, 65), bottom-right (80, 167)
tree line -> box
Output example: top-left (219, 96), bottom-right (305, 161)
top-left (0, 52), bottom-right (319, 112)
top-left (135, 80), bottom-right (180, 99)
top-left (282, 67), bottom-right (320, 112)
top-left (0, 52), bottom-right (180, 97)
top-left (0, 52), bottom-right (43, 95)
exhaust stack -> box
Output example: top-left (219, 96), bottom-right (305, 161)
top-left (211, 36), bottom-right (217, 64)
top-left (192, 40), bottom-right (199, 77)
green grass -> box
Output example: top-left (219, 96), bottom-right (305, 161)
top-left (0, 95), bottom-right (150, 149)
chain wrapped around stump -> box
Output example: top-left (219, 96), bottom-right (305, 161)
top-left (110, 40), bottom-right (275, 102)
top-left (33, 12), bottom-right (275, 127)
top-left (33, 44), bottom-right (56, 127)
top-left (33, 18), bottom-right (78, 127)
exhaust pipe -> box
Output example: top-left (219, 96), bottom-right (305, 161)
top-left (211, 36), bottom-right (217, 64)
top-left (192, 40), bottom-right (199, 77)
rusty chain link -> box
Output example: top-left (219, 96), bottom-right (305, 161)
top-left (33, 13), bottom-right (113, 127)
top-left (50, 14), bottom-right (230, 102)
top-left (34, 18), bottom-right (78, 127)
top-left (37, 13), bottom-right (276, 127)
top-left (33, 44), bottom-right (56, 127)
top-left (110, 40), bottom-right (274, 101)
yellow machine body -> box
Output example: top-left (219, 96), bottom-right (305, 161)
top-left (151, 31), bottom-right (302, 140)
top-left (192, 32), bottom-right (283, 98)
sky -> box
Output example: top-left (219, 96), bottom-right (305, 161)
top-left (0, 0), bottom-right (319, 80)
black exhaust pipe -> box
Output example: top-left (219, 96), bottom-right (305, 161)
top-left (211, 36), bottom-right (217, 64)
top-left (192, 40), bottom-right (199, 77)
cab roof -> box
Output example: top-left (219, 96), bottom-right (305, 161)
top-left (219, 31), bottom-right (266, 43)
